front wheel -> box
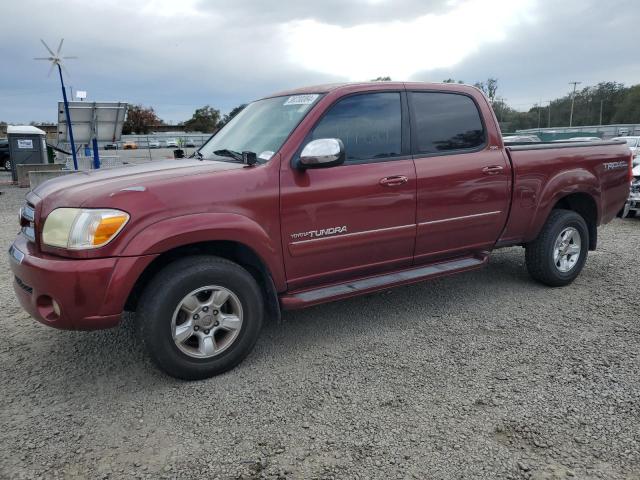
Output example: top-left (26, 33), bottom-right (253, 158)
top-left (137, 256), bottom-right (264, 380)
top-left (525, 209), bottom-right (589, 287)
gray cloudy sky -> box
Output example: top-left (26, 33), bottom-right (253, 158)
top-left (0, 0), bottom-right (638, 123)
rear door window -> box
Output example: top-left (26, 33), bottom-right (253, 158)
top-left (310, 92), bottom-right (402, 163)
top-left (409, 92), bottom-right (485, 155)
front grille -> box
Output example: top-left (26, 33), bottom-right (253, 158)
top-left (19, 203), bottom-right (36, 242)
top-left (15, 276), bottom-right (33, 294)
top-left (20, 204), bottom-right (35, 222)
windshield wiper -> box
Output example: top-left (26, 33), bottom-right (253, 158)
top-left (190, 151), bottom-right (203, 160)
top-left (213, 149), bottom-right (244, 162)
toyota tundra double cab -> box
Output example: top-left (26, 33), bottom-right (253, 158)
top-left (9, 82), bottom-right (632, 379)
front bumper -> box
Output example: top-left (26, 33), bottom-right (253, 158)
top-left (628, 195), bottom-right (640, 213)
top-left (9, 235), bottom-right (156, 330)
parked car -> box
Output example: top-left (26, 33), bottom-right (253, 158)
top-left (122, 141), bottom-right (138, 150)
top-left (620, 164), bottom-right (640, 218)
top-left (165, 138), bottom-right (179, 148)
top-left (9, 82), bottom-right (632, 380)
top-left (554, 137), bottom-right (602, 142)
top-left (502, 135), bottom-right (541, 143)
top-left (148, 140), bottom-right (161, 149)
top-left (185, 139), bottom-right (197, 148)
top-left (612, 136), bottom-right (639, 164)
top-left (104, 143), bottom-right (118, 150)
top-left (0, 138), bottom-right (11, 171)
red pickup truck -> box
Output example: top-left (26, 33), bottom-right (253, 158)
top-left (10, 82), bottom-right (632, 379)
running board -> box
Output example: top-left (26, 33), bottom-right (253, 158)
top-left (280, 255), bottom-right (488, 310)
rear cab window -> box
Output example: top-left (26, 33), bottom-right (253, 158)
top-left (309, 92), bottom-right (403, 163)
top-left (409, 91), bottom-right (486, 156)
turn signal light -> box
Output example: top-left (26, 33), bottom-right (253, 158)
top-left (93, 215), bottom-right (129, 246)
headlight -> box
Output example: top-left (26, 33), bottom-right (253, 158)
top-left (42, 208), bottom-right (129, 249)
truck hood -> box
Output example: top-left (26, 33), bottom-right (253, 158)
top-left (32, 159), bottom-right (245, 206)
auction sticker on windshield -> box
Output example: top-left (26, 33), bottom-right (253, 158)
top-left (283, 94), bottom-right (319, 106)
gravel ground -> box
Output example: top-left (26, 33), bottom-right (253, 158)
top-left (0, 172), bottom-right (639, 480)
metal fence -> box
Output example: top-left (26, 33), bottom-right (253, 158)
top-left (59, 132), bottom-right (212, 151)
top-left (57, 131), bottom-right (212, 165)
top-left (64, 156), bottom-right (125, 170)
top-left (516, 123), bottom-right (640, 140)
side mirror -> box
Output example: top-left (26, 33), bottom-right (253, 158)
top-left (299, 138), bottom-right (345, 169)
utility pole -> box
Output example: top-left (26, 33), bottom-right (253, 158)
top-left (537, 100), bottom-right (541, 129)
top-left (569, 81), bottom-right (581, 127)
top-left (599, 99), bottom-right (603, 126)
top-left (547, 100), bottom-right (552, 128)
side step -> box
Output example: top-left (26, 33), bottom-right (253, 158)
top-left (280, 255), bottom-right (488, 310)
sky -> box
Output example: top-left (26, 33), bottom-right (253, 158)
top-left (0, 0), bottom-right (638, 124)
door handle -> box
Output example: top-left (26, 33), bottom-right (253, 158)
top-left (482, 165), bottom-right (504, 175)
top-left (379, 175), bottom-right (408, 186)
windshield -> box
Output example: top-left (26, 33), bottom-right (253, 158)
top-left (199, 94), bottom-right (322, 162)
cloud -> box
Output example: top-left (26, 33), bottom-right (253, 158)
top-left (416, 0), bottom-right (640, 109)
top-left (0, 0), bottom-right (638, 123)
top-left (196, 0), bottom-right (453, 27)
top-left (283, 0), bottom-right (535, 81)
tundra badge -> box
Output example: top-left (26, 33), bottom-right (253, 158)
top-left (291, 226), bottom-right (347, 240)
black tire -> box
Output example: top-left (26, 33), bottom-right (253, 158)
top-left (627, 210), bottom-right (637, 218)
top-left (525, 209), bottom-right (589, 287)
top-left (137, 255), bottom-right (264, 380)
top-left (3, 159), bottom-right (11, 171)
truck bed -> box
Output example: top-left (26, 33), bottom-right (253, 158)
top-left (498, 140), bottom-right (631, 248)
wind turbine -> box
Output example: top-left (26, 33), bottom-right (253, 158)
top-left (34, 39), bottom-right (79, 170)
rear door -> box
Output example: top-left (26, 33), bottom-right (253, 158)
top-left (409, 90), bottom-right (511, 263)
top-left (280, 91), bottom-right (417, 289)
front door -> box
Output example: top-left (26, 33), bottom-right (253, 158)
top-left (280, 91), bottom-right (417, 290)
top-left (408, 90), bottom-right (511, 263)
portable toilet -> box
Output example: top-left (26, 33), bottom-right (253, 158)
top-left (7, 125), bottom-right (48, 182)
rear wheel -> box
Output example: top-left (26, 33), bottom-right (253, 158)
top-left (525, 209), bottom-right (589, 287)
top-left (137, 256), bottom-right (264, 380)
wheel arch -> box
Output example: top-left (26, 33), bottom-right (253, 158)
top-left (125, 240), bottom-right (281, 322)
top-left (551, 192), bottom-right (598, 250)
top-left (526, 169), bottom-right (600, 251)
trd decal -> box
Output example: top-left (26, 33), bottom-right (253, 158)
top-left (291, 226), bottom-right (347, 240)
top-left (604, 161), bottom-right (628, 171)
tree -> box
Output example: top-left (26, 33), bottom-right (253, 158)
top-left (612, 85), bottom-right (640, 124)
top-left (371, 76), bottom-right (392, 81)
top-left (441, 79), bottom-right (640, 130)
top-left (123, 105), bottom-right (163, 134)
top-left (485, 78), bottom-right (498, 103)
top-left (184, 105), bottom-right (221, 133)
top-left (442, 78), bottom-right (464, 84)
top-left (219, 104), bottom-right (247, 128)
top-left (474, 78), bottom-right (498, 102)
